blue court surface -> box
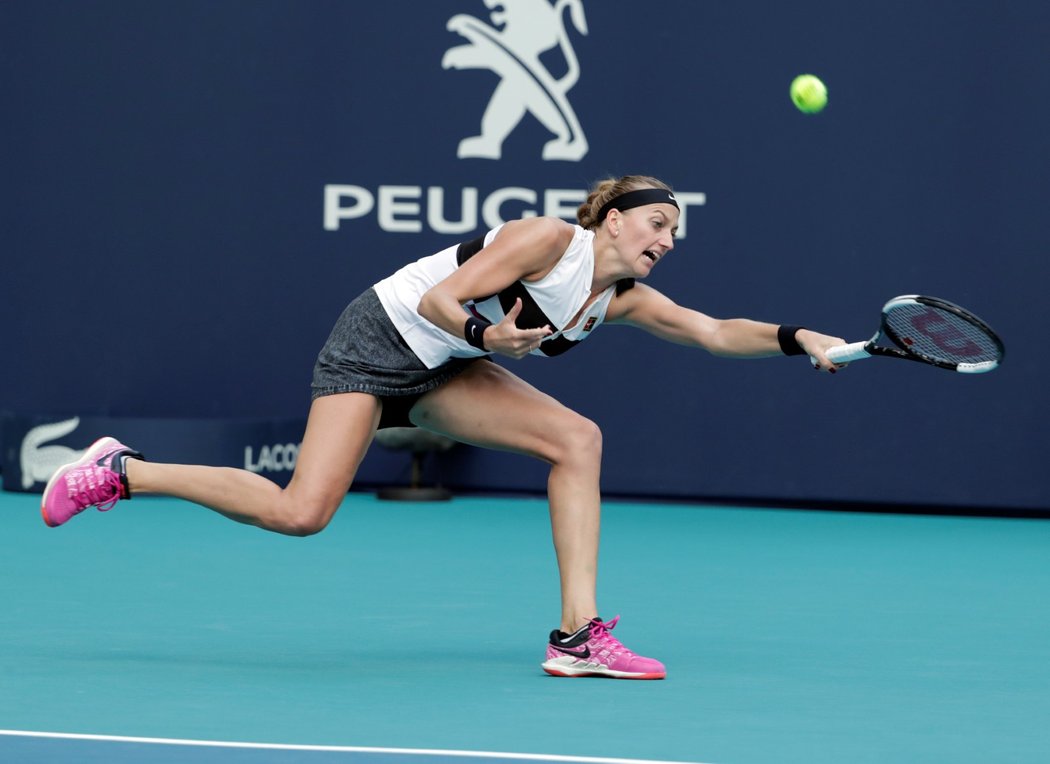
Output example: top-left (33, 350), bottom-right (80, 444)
top-left (2, 491), bottom-right (1048, 763)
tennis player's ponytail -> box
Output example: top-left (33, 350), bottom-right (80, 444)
top-left (576, 175), bottom-right (673, 230)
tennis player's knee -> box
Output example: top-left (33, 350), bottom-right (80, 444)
top-left (548, 413), bottom-right (602, 467)
top-left (282, 510), bottom-right (332, 537)
top-left (277, 494), bottom-right (339, 537)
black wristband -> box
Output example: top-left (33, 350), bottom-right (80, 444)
top-left (777, 325), bottom-right (807, 356)
top-left (464, 315), bottom-right (491, 351)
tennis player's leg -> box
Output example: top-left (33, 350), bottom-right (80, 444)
top-left (411, 361), bottom-right (665, 678)
top-left (120, 393), bottom-right (379, 534)
top-left (409, 361), bottom-right (603, 633)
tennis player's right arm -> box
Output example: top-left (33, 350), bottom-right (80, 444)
top-left (416, 217), bottom-right (566, 358)
top-left (608, 283), bottom-right (844, 368)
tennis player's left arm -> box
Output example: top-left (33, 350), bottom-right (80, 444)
top-left (607, 283), bottom-right (844, 368)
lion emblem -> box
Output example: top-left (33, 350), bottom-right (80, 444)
top-left (443, 0), bottom-right (589, 161)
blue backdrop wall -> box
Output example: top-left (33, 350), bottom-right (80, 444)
top-left (3, 1), bottom-right (1048, 512)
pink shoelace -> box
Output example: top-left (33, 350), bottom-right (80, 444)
top-left (587, 616), bottom-right (635, 660)
top-left (67, 467), bottom-right (123, 512)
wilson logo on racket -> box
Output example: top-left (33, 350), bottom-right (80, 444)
top-left (907, 310), bottom-right (985, 358)
top-left (826, 295), bottom-right (1004, 373)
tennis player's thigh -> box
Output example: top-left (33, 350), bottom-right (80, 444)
top-left (408, 361), bottom-right (598, 460)
top-left (285, 391), bottom-right (382, 506)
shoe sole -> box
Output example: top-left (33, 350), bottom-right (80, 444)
top-left (542, 661), bottom-right (666, 680)
top-left (40, 436), bottom-right (121, 527)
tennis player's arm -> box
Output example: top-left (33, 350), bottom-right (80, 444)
top-left (416, 217), bottom-right (568, 356)
top-left (608, 283), bottom-right (838, 361)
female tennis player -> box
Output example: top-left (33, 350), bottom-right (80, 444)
top-left (42, 175), bottom-right (844, 680)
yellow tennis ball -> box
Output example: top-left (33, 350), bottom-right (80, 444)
top-left (790, 74), bottom-right (827, 114)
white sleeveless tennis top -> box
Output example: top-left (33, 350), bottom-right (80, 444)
top-left (373, 224), bottom-right (618, 369)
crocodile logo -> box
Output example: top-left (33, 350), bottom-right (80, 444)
top-left (20, 417), bottom-right (85, 489)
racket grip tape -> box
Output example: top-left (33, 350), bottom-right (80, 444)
top-left (825, 342), bottom-right (871, 364)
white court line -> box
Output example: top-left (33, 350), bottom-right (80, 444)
top-left (0, 730), bottom-right (712, 764)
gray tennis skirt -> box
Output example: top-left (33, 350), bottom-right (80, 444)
top-left (311, 288), bottom-right (479, 428)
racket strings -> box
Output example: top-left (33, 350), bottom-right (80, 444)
top-left (884, 304), bottom-right (1001, 363)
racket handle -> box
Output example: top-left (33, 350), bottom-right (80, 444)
top-left (825, 342), bottom-right (871, 364)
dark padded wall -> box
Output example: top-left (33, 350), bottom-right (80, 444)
top-left (3, 2), bottom-right (1047, 511)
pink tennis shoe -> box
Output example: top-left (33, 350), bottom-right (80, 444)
top-left (542, 616), bottom-right (666, 679)
top-left (41, 437), bottom-right (143, 527)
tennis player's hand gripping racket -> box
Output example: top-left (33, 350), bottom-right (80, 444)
top-left (825, 295), bottom-right (1004, 373)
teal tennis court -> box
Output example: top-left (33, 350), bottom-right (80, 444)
top-left (2, 491), bottom-right (1048, 763)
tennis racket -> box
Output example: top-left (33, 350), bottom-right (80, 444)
top-left (825, 295), bottom-right (1004, 373)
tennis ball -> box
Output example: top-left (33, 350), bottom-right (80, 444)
top-left (790, 74), bottom-right (827, 114)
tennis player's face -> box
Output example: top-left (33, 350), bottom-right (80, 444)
top-left (620, 203), bottom-right (679, 277)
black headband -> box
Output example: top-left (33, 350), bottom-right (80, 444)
top-left (595, 188), bottom-right (679, 224)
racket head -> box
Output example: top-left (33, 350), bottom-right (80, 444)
top-left (879, 295), bottom-right (1005, 373)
